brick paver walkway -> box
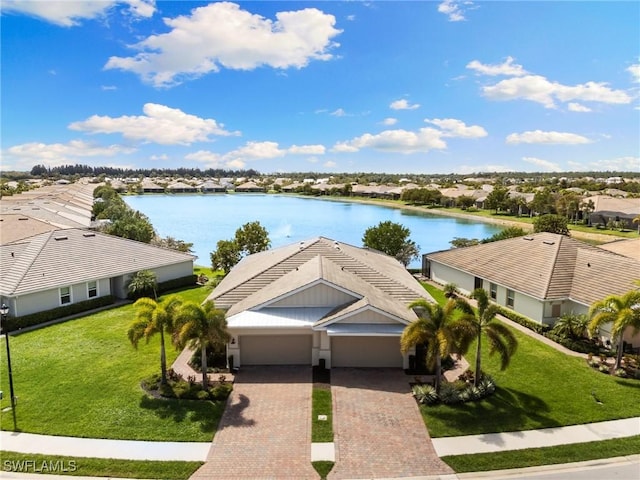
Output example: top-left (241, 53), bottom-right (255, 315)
top-left (328, 368), bottom-right (454, 479)
top-left (190, 366), bottom-right (318, 480)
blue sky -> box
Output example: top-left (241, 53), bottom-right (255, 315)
top-left (1, 1), bottom-right (639, 174)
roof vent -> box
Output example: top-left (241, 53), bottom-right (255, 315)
top-left (18, 217), bottom-right (29, 221)
top-left (83, 233), bottom-right (96, 238)
top-left (54, 236), bottom-right (68, 241)
top-left (542, 240), bottom-right (555, 245)
top-left (523, 236), bottom-right (534, 241)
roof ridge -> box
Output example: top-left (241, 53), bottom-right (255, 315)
top-left (542, 234), bottom-right (569, 298)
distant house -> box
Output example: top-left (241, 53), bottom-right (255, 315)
top-left (235, 181), bottom-right (265, 193)
top-left (207, 237), bottom-right (434, 368)
top-left (0, 229), bottom-right (195, 319)
top-left (140, 180), bottom-right (165, 193)
top-left (166, 181), bottom-right (197, 193)
top-left (423, 232), bottom-right (640, 347)
top-left (588, 195), bottom-right (640, 229)
top-left (200, 181), bottom-right (227, 193)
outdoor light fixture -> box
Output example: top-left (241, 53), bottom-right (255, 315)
top-left (231, 337), bottom-right (236, 345)
top-left (1, 303), bottom-right (17, 430)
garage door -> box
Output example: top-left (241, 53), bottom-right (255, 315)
top-left (332, 337), bottom-right (403, 368)
top-left (240, 335), bottom-right (312, 365)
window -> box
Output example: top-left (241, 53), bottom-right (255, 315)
top-left (60, 286), bottom-right (72, 305)
top-left (88, 281), bottom-right (98, 298)
top-left (489, 283), bottom-right (497, 300)
top-left (551, 303), bottom-right (561, 317)
top-left (506, 289), bottom-right (515, 308)
top-left (474, 277), bottom-right (483, 290)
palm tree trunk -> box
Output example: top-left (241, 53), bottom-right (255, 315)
top-left (434, 352), bottom-right (441, 394)
top-left (615, 331), bottom-right (625, 370)
top-left (474, 332), bottom-right (482, 387)
top-left (159, 329), bottom-right (167, 385)
top-left (201, 343), bottom-right (209, 389)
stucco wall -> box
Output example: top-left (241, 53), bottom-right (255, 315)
top-left (429, 262), bottom-right (475, 294)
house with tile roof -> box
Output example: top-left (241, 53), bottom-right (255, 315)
top-left (0, 228), bottom-right (195, 319)
top-left (424, 232), bottom-right (640, 347)
top-left (206, 237), bottom-right (434, 368)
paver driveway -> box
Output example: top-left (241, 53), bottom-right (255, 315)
top-left (190, 366), bottom-right (318, 480)
top-left (328, 368), bottom-right (454, 479)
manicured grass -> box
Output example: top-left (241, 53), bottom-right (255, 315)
top-left (0, 451), bottom-right (202, 479)
top-left (420, 324), bottom-right (640, 437)
top-left (0, 285), bottom-right (225, 441)
top-left (442, 435), bottom-right (640, 472)
top-left (422, 283), bottom-right (448, 305)
top-left (312, 461), bottom-right (335, 479)
top-left (420, 283), bottom-right (640, 438)
top-left (312, 388), bottom-right (333, 442)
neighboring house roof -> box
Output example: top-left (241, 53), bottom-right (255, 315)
top-left (426, 232), bottom-right (639, 306)
top-left (208, 237), bottom-right (432, 328)
top-left (589, 195), bottom-right (640, 215)
top-left (598, 238), bottom-right (640, 261)
top-left (0, 228), bottom-right (195, 296)
top-left (0, 214), bottom-right (60, 244)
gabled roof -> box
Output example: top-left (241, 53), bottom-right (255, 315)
top-left (209, 237), bottom-right (431, 309)
top-left (426, 232), bottom-right (639, 304)
top-left (1, 228), bottom-right (195, 296)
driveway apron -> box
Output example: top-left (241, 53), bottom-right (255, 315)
top-left (328, 368), bottom-right (454, 479)
top-left (190, 366), bottom-right (318, 480)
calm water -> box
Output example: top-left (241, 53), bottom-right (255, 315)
top-left (124, 194), bottom-right (502, 268)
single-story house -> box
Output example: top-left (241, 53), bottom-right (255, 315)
top-left (423, 232), bottom-right (640, 347)
top-left (0, 228), bottom-right (195, 318)
top-left (206, 237), bottom-right (434, 369)
top-left (234, 181), bottom-right (265, 193)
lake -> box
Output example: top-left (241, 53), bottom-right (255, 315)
top-left (124, 194), bottom-right (502, 268)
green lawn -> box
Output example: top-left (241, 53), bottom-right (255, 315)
top-left (0, 284), bottom-right (225, 441)
top-left (442, 435), bottom-right (640, 473)
top-left (0, 451), bottom-right (202, 479)
top-left (420, 313), bottom-right (640, 438)
top-left (312, 388), bottom-right (333, 442)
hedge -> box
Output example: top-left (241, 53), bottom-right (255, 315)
top-left (158, 274), bottom-right (197, 293)
top-left (495, 306), bottom-right (551, 334)
top-left (6, 295), bottom-right (115, 332)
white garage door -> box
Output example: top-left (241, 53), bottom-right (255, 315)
top-left (332, 337), bottom-right (403, 368)
top-left (240, 335), bottom-right (312, 365)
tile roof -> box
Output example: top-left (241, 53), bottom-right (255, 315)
top-left (209, 237), bottom-right (431, 310)
top-left (1, 228), bottom-right (194, 296)
top-left (426, 232), bottom-right (640, 305)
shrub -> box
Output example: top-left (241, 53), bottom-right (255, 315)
top-left (496, 306), bottom-right (551, 334)
top-left (7, 295), bottom-right (115, 332)
top-left (614, 368), bottom-right (628, 378)
top-left (439, 382), bottom-right (464, 404)
top-left (598, 364), bottom-right (610, 374)
top-left (209, 383), bottom-right (233, 401)
top-left (157, 275), bottom-right (197, 294)
top-left (413, 384), bottom-right (438, 405)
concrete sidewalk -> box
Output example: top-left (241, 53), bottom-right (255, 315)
top-left (432, 417), bottom-right (640, 456)
top-left (0, 432), bottom-right (210, 461)
top-left (2, 417), bottom-right (638, 461)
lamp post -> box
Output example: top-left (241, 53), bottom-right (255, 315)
top-left (0, 303), bottom-right (17, 430)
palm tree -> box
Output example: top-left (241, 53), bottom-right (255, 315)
top-left (443, 283), bottom-right (459, 299)
top-left (455, 288), bottom-right (518, 386)
top-left (551, 312), bottom-right (589, 340)
top-left (401, 299), bottom-right (459, 393)
top-left (127, 270), bottom-right (158, 300)
top-left (173, 300), bottom-right (230, 389)
top-left (128, 295), bottom-right (182, 384)
top-left (588, 290), bottom-right (640, 370)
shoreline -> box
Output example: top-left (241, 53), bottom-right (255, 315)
top-left (310, 195), bottom-right (628, 244)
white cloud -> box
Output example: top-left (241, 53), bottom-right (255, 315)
top-left (390, 99), bottom-right (420, 110)
top-left (324, 160), bottom-right (337, 168)
top-left (331, 108), bottom-right (348, 117)
top-left (506, 130), bottom-right (591, 145)
top-left (69, 103), bottom-right (238, 145)
top-left (522, 156), bottom-right (562, 172)
top-left (425, 118), bottom-right (487, 138)
top-left (567, 102), bottom-right (591, 112)
top-left (578, 156), bottom-right (640, 172)
top-left (466, 56), bottom-right (527, 77)
top-left (333, 117), bottom-right (486, 154)
top-left (1, 0), bottom-right (155, 27)
top-left (482, 75), bottom-right (632, 108)
top-left (438, 0), bottom-right (472, 22)
top-left (101, 85), bottom-right (118, 91)
top-left (288, 144), bottom-right (326, 155)
top-left (149, 154), bottom-right (168, 161)
top-left (381, 117), bottom-right (398, 126)
top-left (627, 63), bottom-right (640, 83)
top-left (346, 14), bottom-right (355, 21)
top-left (332, 128), bottom-right (446, 154)
top-left (104, 2), bottom-right (341, 87)
top-left (4, 140), bottom-right (136, 168)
